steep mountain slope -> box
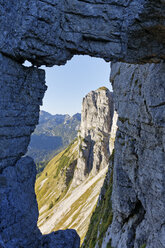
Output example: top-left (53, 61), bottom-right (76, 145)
top-left (72, 87), bottom-right (114, 186)
top-left (36, 141), bottom-right (107, 244)
top-left (82, 151), bottom-right (114, 248)
top-left (36, 138), bottom-right (78, 219)
top-left (27, 111), bottom-right (81, 166)
top-left (35, 87), bottom-right (115, 244)
top-left (82, 111), bottom-right (118, 248)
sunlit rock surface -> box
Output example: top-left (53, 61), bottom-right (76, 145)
top-left (72, 87), bottom-right (114, 186)
top-left (36, 87), bottom-right (114, 244)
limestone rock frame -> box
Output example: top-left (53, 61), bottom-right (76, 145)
top-left (0, 0), bottom-right (165, 248)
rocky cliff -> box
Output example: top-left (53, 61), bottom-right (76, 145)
top-left (0, 54), bottom-right (80, 248)
top-left (110, 62), bottom-right (165, 248)
top-left (1, 0), bottom-right (165, 66)
top-left (84, 62), bottom-right (165, 248)
top-left (72, 87), bottom-right (114, 186)
top-left (0, 1), bottom-right (165, 247)
top-left (36, 87), bottom-right (114, 244)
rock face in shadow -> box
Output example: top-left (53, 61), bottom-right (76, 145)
top-left (72, 87), bottom-right (114, 186)
top-left (0, 0), bottom-right (165, 66)
top-left (0, 54), bottom-right (80, 247)
top-left (0, 157), bottom-right (41, 248)
top-left (110, 62), bottom-right (165, 248)
top-left (0, 54), bottom-right (46, 171)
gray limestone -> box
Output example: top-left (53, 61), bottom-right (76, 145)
top-left (0, 0), bottom-right (165, 66)
top-left (0, 157), bottom-right (41, 248)
top-left (0, 53), bottom-right (46, 170)
top-left (72, 87), bottom-right (114, 186)
top-left (109, 62), bottom-right (165, 248)
top-left (0, 54), bottom-right (80, 247)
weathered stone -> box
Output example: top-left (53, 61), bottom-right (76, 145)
top-left (0, 54), bottom-right (80, 247)
top-left (0, 156), bottom-right (41, 248)
top-left (0, 0), bottom-right (165, 66)
top-left (41, 230), bottom-right (80, 248)
top-left (72, 87), bottom-right (114, 186)
top-left (109, 110), bottom-right (118, 154)
top-left (110, 62), bottom-right (165, 248)
top-left (0, 53), bottom-right (46, 170)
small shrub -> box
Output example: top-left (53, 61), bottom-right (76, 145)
top-left (140, 244), bottom-right (146, 248)
top-left (106, 239), bottom-right (112, 248)
top-left (97, 86), bottom-right (108, 91)
top-left (48, 201), bottom-right (54, 210)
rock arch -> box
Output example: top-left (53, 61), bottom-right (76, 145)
top-left (0, 0), bottom-right (165, 247)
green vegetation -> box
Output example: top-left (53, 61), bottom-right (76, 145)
top-left (36, 136), bottom-right (108, 245)
top-left (118, 117), bottom-right (129, 124)
top-left (48, 201), bottom-right (54, 210)
top-left (35, 139), bottom-right (78, 210)
top-left (53, 177), bottom-right (102, 242)
top-left (97, 86), bottom-right (108, 91)
top-left (82, 151), bottom-right (114, 248)
top-left (54, 155), bottom-right (70, 178)
top-left (106, 239), bottom-right (112, 248)
top-left (36, 160), bottom-right (49, 176)
top-left (140, 244), bottom-right (146, 248)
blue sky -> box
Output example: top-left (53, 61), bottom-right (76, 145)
top-left (41, 55), bottom-right (112, 116)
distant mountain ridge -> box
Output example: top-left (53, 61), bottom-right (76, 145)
top-left (27, 110), bottom-right (81, 167)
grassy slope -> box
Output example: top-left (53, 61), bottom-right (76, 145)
top-left (35, 139), bottom-right (78, 213)
top-left (82, 151), bottom-right (114, 248)
top-left (35, 139), bottom-right (107, 244)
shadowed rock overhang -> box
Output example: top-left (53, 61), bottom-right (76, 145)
top-left (0, 0), bottom-right (165, 66)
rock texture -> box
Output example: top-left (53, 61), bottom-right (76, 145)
top-left (0, 1), bottom-right (165, 247)
top-left (0, 0), bottom-right (165, 66)
top-left (82, 62), bottom-right (165, 248)
top-left (0, 54), bottom-right (80, 247)
top-left (109, 62), bottom-right (165, 248)
top-left (0, 53), bottom-right (46, 171)
top-left (72, 87), bottom-right (114, 186)
top-left (82, 143), bottom-right (114, 248)
top-left (109, 110), bottom-right (118, 154)
top-left (36, 88), bottom-right (114, 244)
top-left (0, 157), bottom-right (41, 248)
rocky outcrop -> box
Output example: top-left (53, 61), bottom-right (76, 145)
top-left (0, 156), bottom-right (41, 248)
top-left (82, 62), bottom-right (165, 248)
top-left (0, 54), bottom-right (80, 247)
top-left (72, 87), bottom-right (114, 186)
top-left (109, 110), bottom-right (118, 154)
top-left (0, 1), bottom-right (165, 247)
top-left (36, 88), bottom-right (114, 244)
top-left (82, 149), bottom-right (114, 248)
top-left (0, 0), bottom-right (165, 66)
top-left (0, 53), bottom-right (46, 171)
top-left (109, 62), bottom-right (165, 248)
